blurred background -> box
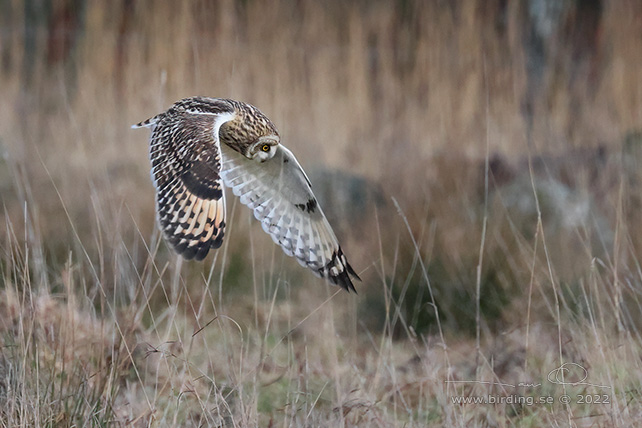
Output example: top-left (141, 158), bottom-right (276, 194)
top-left (1, 0), bottom-right (642, 426)
top-left (2, 0), bottom-right (641, 331)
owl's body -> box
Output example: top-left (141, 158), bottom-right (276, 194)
top-left (133, 97), bottom-right (360, 292)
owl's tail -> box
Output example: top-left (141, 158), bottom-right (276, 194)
top-left (131, 115), bottom-right (160, 129)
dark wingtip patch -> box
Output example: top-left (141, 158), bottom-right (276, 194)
top-left (163, 222), bottom-right (225, 262)
top-left (342, 274), bottom-right (358, 294)
top-left (320, 248), bottom-right (360, 294)
top-left (170, 229), bottom-right (225, 261)
top-left (172, 239), bottom-right (190, 257)
top-left (329, 269), bottom-right (358, 294)
top-left (209, 230), bottom-right (225, 251)
top-left (346, 261), bottom-right (362, 283)
top-left (194, 245), bottom-right (210, 261)
top-left (181, 245), bottom-right (198, 260)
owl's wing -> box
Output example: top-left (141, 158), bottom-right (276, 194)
top-left (134, 105), bottom-right (235, 261)
top-left (220, 143), bottom-right (360, 292)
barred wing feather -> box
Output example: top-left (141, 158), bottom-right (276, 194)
top-left (136, 106), bottom-right (235, 261)
top-left (220, 143), bottom-right (360, 292)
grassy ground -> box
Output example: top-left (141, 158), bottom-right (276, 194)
top-left (1, 1), bottom-right (642, 426)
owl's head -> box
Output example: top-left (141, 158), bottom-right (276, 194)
top-left (220, 100), bottom-right (280, 162)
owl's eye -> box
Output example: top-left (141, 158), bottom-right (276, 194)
top-left (261, 144), bottom-right (271, 152)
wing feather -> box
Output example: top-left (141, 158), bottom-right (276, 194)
top-left (136, 98), bottom-right (236, 260)
top-left (220, 143), bottom-right (360, 291)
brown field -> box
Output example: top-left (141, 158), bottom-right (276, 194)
top-left (1, 1), bottom-right (642, 426)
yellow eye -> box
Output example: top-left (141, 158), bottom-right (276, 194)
top-left (261, 144), bottom-right (270, 152)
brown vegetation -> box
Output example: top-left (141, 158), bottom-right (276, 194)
top-left (1, 1), bottom-right (642, 426)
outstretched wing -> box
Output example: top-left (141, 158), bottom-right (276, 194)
top-left (220, 143), bottom-right (360, 292)
top-left (134, 100), bottom-right (235, 260)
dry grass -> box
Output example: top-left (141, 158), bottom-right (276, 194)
top-left (1, 1), bottom-right (642, 426)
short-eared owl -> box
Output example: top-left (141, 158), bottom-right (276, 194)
top-left (133, 97), bottom-right (360, 292)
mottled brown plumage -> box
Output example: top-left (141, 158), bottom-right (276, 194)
top-left (133, 97), bottom-right (361, 292)
top-left (219, 99), bottom-right (280, 155)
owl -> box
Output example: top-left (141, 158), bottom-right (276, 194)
top-left (133, 97), bottom-right (360, 292)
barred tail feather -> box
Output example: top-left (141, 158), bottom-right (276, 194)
top-left (132, 116), bottom-right (160, 129)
